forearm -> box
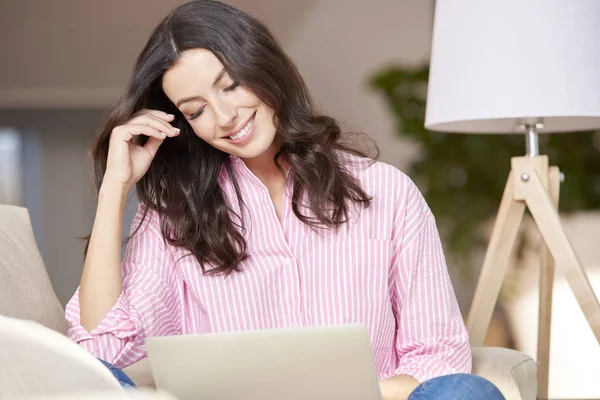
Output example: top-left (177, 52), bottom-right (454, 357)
top-left (378, 374), bottom-right (420, 400)
top-left (79, 182), bottom-right (130, 331)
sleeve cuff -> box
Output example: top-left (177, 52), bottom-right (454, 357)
top-left (392, 365), bottom-right (430, 384)
top-left (89, 291), bottom-right (139, 339)
top-left (66, 291), bottom-right (139, 351)
top-left (393, 354), bottom-right (472, 384)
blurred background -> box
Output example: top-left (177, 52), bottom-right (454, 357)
top-left (1, 1), bottom-right (599, 398)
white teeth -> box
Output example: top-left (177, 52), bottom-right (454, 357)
top-left (229, 116), bottom-right (254, 140)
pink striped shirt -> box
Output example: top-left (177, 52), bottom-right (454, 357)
top-left (65, 153), bottom-right (471, 383)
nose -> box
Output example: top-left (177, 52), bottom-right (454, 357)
top-left (213, 98), bottom-right (238, 128)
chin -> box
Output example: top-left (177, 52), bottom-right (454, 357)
top-left (232, 144), bottom-right (273, 160)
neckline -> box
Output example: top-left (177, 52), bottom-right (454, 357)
top-left (227, 155), bottom-right (294, 222)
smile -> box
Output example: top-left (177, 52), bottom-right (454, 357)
top-left (228, 112), bottom-right (256, 141)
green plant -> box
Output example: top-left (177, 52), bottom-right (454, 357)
top-left (370, 65), bottom-right (600, 275)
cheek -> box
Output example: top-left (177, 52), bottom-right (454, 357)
top-left (189, 113), bottom-right (216, 141)
top-left (260, 106), bottom-right (276, 130)
top-left (238, 87), bottom-right (262, 106)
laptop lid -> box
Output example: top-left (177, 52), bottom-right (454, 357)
top-left (146, 324), bottom-right (382, 400)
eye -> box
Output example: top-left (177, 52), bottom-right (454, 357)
top-left (188, 107), bottom-right (205, 121)
top-left (223, 81), bottom-right (240, 92)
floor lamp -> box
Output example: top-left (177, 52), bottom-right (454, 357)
top-left (424, 1), bottom-right (600, 398)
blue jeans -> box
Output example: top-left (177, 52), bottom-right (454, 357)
top-left (408, 373), bottom-right (505, 400)
top-left (98, 359), bottom-right (137, 389)
top-left (100, 360), bottom-right (503, 399)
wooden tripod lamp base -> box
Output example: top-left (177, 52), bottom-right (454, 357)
top-left (466, 154), bottom-right (600, 399)
top-left (423, 4), bottom-right (600, 398)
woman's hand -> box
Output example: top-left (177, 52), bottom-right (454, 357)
top-left (103, 109), bottom-right (180, 190)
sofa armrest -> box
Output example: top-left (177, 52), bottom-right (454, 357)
top-left (471, 346), bottom-right (536, 400)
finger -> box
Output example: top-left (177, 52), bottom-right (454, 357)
top-left (129, 114), bottom-right (180, 137)
top-left (142, 136), bottom-right (165, 158)
top-left (113, 124), bottom-right (166, 142)
top-left (147, 113), bottom-right (181, 136)
top-left (135, 108), bottom-right (175, 122)
top-left (131, 116), bottom-right (178, 137)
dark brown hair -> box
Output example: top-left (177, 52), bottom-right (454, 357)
top-left (89, 0), bottom-right (378, 274)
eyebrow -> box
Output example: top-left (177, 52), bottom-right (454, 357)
top-left (175, 68), bottom-right (227, 107)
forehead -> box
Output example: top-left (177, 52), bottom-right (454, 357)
top-left (162, 49), bottom-right (225, 102)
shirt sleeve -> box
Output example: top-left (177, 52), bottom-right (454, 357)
top-left (389, 178), bottom-right (472, 383)
top-left (65, 205), bottom-right (182, 369)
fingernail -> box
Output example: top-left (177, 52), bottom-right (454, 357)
top-left (166, 113), bottom-right (175, 118)
top-left (172, 127), bottom-right (180, 133)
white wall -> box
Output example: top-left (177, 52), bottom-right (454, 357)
top-left (0, 0), bottom-right (315, 108)
top-left (285, 0), bottom-right (432, 168)
top-left (1, 1), bottom-right (437, 306)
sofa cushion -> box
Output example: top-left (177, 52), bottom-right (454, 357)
top-left (0, 205), bottom-right (68, 334)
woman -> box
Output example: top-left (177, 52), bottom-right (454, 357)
top-left (66, 1), bottom-right (503, 399)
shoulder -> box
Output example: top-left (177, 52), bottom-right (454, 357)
top-left (339, 151), bottom-right (425, 206)
top-left (340, 151), bottom-right (434, 238)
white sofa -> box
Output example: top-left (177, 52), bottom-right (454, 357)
top-left (0, 205), bottom-right (537, 399)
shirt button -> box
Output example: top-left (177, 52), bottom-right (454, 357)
top-left (283, 258), bottom-right (291, 266)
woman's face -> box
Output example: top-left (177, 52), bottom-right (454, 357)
top-left (162, 49), bottom-right (278, 160)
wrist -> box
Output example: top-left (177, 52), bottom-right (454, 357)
top-left (99, 181), bottom-right (131, 205)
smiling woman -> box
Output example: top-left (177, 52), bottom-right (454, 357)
top-left (64, 1), bottom-right (502, 399)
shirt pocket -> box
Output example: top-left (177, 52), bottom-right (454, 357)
top-left (302, 237), bottom-right (394, 325)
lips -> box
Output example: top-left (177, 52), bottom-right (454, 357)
top-left (224, 112), bottom-right (256, 141)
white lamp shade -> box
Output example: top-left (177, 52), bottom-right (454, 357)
top-left (425, 0), bottom-right (600, 134)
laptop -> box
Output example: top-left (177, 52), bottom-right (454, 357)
top-left (145, 324), bottom-right (383, 400)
